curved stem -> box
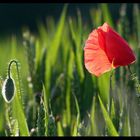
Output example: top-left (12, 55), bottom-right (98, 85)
top-left (8, 60), bottom-right (18, 78)
top-left (8, 60), bottom-right (22, 98)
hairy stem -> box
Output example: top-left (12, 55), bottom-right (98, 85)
top-left (128, 65), bottom-right (140, 95)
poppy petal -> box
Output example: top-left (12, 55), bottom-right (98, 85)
top-left (84, 22), bottom-right (136, 77)
top-left (84, 29), bottom-right (112, 77)
top-left (98, 22), bottom-right (136, 67)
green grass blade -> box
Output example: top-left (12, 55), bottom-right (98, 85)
top-left (98, 95), bottom-right (119, 136)
top-left (45, 4), bottom-right (67, 100)
top-left (12, 95), bottom-right (29, 136)
top-left (121, 110), bottom-right (131, 136)
top-left (100, 4), bottom-right (114, 27)
top-left (11, 35), bottom-right (17, 58)
top-left (37, 22), bottom-right (49, 46)
top-left (0, 96), bottom-right (5, 136)
top-left (47, 5), bottom-right (67, 67)
top-left (57, 121), bottom-right (64, 136)
top-left (42, 84), bottom-right (48, 114)
top-left (72, 93), bottom-right (80, 136)
top-left (65, 78), bottom-right (71, 127)
top-left (69, 11), bottom-right (85, 82)
top-left (42, 84), bottom-right (49, 136)
top-left (35, 39), bottom-right (42, 71)
top-left (90, 96), bottom-right (98, 136)
top-left (90, 8), bottom-right (102, 28)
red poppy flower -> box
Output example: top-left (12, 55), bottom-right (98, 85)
top-left (84, 22), bottom-right (136, 77)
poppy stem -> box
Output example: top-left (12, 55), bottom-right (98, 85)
top-left (127, 65), bottom-right (133, 75)
top-left (109, 70), bottom-right (114, 115)
top-left (128, 65), bottom-right (140, 96)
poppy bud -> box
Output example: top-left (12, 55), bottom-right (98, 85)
top-left (2, 77), bottom-right (16, 103)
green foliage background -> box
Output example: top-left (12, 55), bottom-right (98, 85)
top-left (0, 3), bottom-right (140, 136)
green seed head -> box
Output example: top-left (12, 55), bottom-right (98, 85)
top-left (2, 77), bottom-right (16, 103)
top-left (47, 114), bottom-right (56, 136)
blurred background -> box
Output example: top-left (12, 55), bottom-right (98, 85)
top-left (0, 3), bottom-right (135, 36)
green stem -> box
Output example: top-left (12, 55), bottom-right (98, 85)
top-left (105, 70), bottom-right (114, 135)
top-left (127, 65), bottom-right (132, 75)
top-left (109, 70), bottom-right (114, 115)
top-left (8, 60), bottom-right (19, 78)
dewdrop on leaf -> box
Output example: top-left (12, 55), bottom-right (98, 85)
top-left (2, 77), bottom-right (16, 103)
